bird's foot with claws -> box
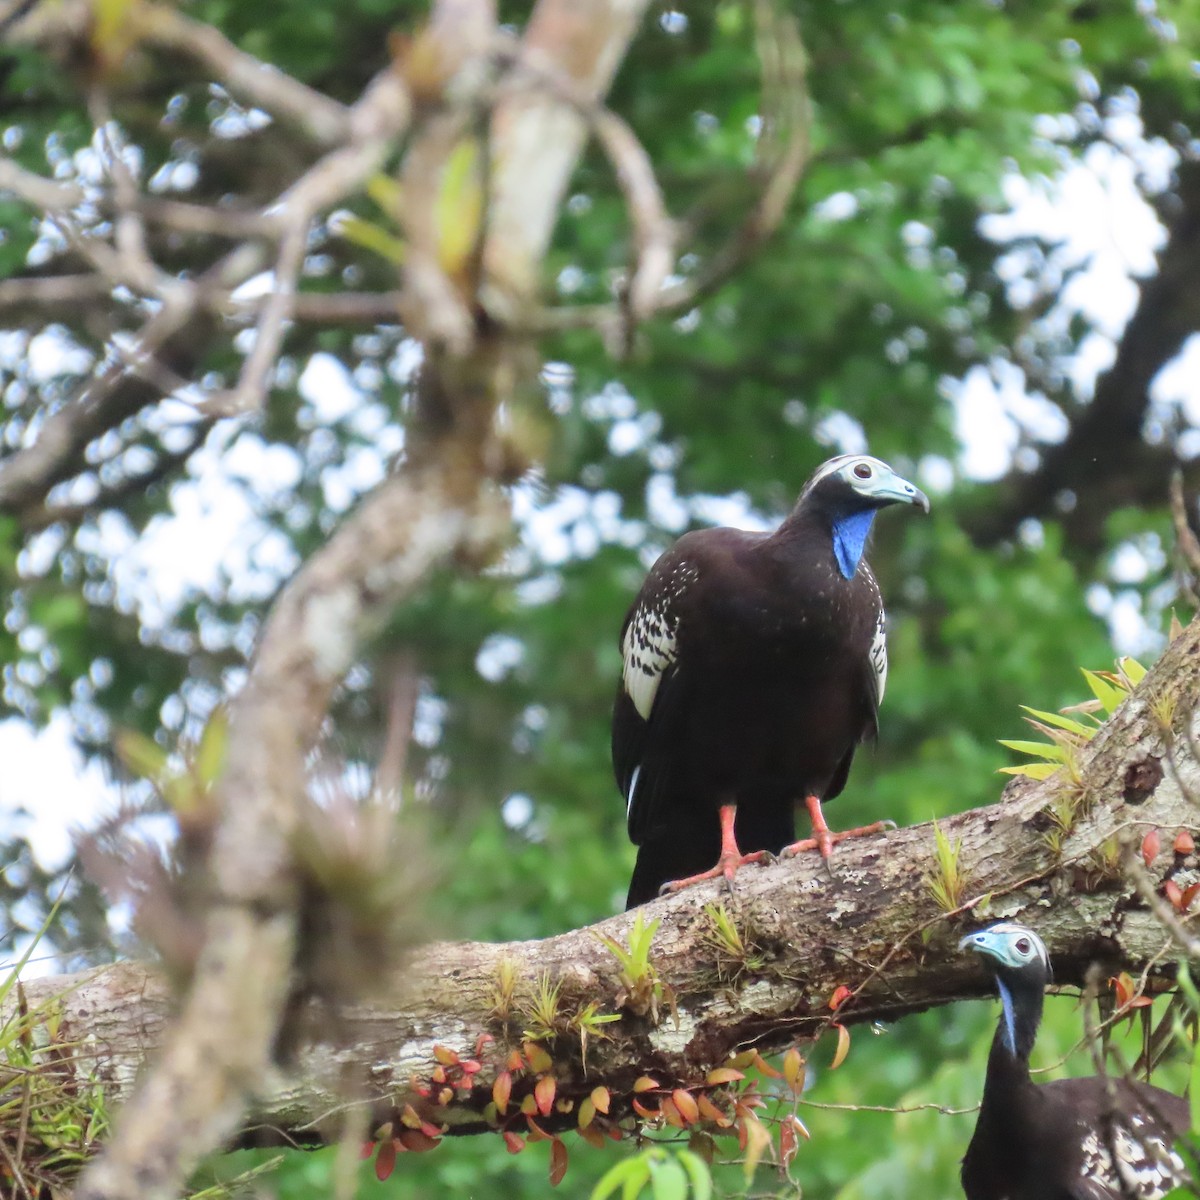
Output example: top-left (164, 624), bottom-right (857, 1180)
top-left (658, 849), bottom-right (775, 897)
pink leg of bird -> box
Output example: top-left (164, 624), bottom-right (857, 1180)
top-left (781, 794), bottom-right (893, 861)
top-left (659, 803), bottom-right (773, 896)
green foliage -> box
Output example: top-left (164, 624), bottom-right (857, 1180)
top-left (1, 0), bottom-right (1198, 1195)
top-left (596, 912), bottom-right (671, 1021)
top-left (0, 907), bottom-right (110, 1194)
top-left (999, 656), bottom-right (1148, 781)
top-left (592, 1146), bottom-right (712, 1200)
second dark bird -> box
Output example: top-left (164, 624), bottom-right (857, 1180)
top-left (960, 923), bottom-right (1189, 1200)
top-left (614, 453), bottom-right (929, 908)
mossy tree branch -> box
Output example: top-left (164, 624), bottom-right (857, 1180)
top-left (19, 617), bottom-right (1200, 1155)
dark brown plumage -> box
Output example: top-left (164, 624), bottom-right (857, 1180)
top-left (613, 454), bottom-right (928, 908)
top-left (961, 923), bottom-right (1190, 1200)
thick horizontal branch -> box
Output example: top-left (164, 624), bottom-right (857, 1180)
top-left (18, 618), bottom-right (1200, 1154)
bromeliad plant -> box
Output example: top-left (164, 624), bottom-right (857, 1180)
top-left (595, 912), bottom-right (673, 1023)
top-left (999, 657), bottom-right (1149, 783)
top-left (0, 905), bottom-right (109, 1195)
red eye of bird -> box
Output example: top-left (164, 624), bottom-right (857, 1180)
top-left (1015, 938), bottom-right (1031, 955)
top-left (853, 462), bottom-right (872, 479)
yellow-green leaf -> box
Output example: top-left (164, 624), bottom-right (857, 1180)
top-left (195, 709), bottom-right (228, 787)
top-left (1081, 669), bottom-right (1126, 716)
top-left (114, 728), bottom-right (168, 782)
top-left (1020, 706), bottom-right (1094, 737)
top-left (336, 215), bottom-right (406, 265)
top-left (677, 1150), bottom-right (713, 1200)
top-left (1118, 656), bottom-right (1148, 687)
top-left (590, 1154), bottom-right (650, 1200)
top-left (998, 739), bottom-right (1065, 761)
top-left (998, 762), bottom-right (1060, 780)
top-left (435, 138), bottom-right (484, 278)
top-left (367, 174), bottom-right (405, 222)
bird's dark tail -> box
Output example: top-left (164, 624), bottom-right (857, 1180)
top-left (626, 834), bottom-right (716, 908)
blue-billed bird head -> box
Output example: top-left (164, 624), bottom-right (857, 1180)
top-left (799, 454), bottom-right (929, 578)
top-left (960, 922), bottom-right (1051, 975)
top-left (802, 454), bottom-right (930, 515)
top-left (961, 922), bottom-right (1051, 1055)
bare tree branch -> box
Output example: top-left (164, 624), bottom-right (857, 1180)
top-left (513, 0), bottom-right (810, 335)
top-left (134, 4), bottom-right (352, 145)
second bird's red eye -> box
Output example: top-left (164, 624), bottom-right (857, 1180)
top-left (854, 462), bottom-right (872, 479)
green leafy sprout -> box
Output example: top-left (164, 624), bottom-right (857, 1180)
top-left (521, 971), bottom-right (563, 1041)
top-left (924, 821), bottom-right (966, 913)
top-left (700, 902), bottom-right (766, 980)
top-left (596, 912), bottom-right (671, 1023)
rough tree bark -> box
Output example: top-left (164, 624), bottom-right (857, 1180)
top-left (16, 616), bottom-right (1200, 1154)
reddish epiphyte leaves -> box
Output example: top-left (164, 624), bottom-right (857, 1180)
top-left (374, 1138), bottom-right (398, 1181)
top-left (1110, 971), bottom-right (1153, 1013)
top-left (698, 1093), bottom-right (732, 1127)
top-left (576, 1122), bottom-right (606, 1150)
top-left (829, 984), bottom-right (852, 1011)
top-left (534, 1074), bottom-right (556, 1117)
top-left (672, 1089), bottom-right (700, 1124)
top-left (782, 1046), bottom-right (806, 1094)
top-left (398, 1128), bottom-right (440, 1153)
top-left (549, 1137), bottom-right (569, 1187)
top-left (704, 1067), bottom-right (743, 1086)
top-left (493, 1070), bottom-right (512, 1115)
top-left (524, 1041), bottom-right (553, 1074)
top-left (830, 1023), bottom-right (851, 1069)
top-left (1142, 828), bottom-right (1161, 868)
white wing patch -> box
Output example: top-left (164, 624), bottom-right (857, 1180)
top-left (861, 566), bottom-right (886, 706)
top-left (869, 609), bottom-right (887, 705)
top-left (1078, 1120), bottom-right (1186, 1199)
top-left (622, 605), bottom-right (678, 720)
top-left (621, 559), bottom-right (695, 721)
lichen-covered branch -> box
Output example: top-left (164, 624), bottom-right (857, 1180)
top-left (22, 617), bottom-right (1200, 1161)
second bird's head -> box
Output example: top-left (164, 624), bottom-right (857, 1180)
top-left (960, 922), bottom-right (1052, 992)
top-left (801, 454), bottom-right (930, 517)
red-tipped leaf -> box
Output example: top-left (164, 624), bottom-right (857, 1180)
top-left (549, 1137), bottom-right (568, 1187)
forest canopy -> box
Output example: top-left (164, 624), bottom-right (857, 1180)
top-left (0, 0), bottom-right (1199, 1197)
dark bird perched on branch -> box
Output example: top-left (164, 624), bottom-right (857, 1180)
top-left (614, 453), bottom-right (929, 909)
top-left (960, 923), bottom-right (1189, 1200)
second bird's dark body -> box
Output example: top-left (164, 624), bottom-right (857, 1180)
top-left (961, 924), bottom-right (1190, 1200)
top-left (615, 455), bottom-right (927, 908)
